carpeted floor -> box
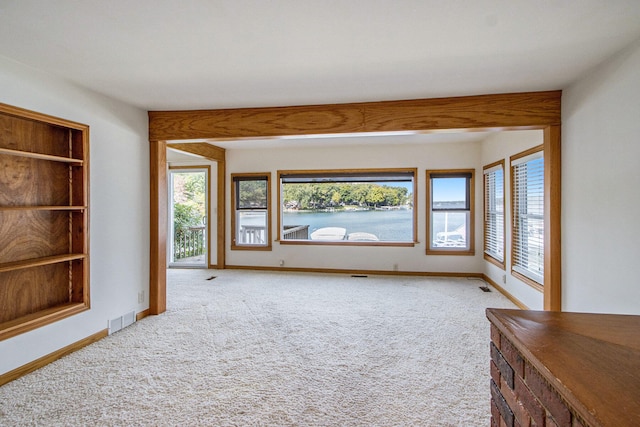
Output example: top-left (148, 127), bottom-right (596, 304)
top-left (0, 269), bottom-right (516, 426)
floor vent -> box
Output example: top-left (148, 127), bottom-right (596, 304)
top-left (479, 286), bottom-right (491, 292)
top-left (108, 310), bottom-right (136, 335)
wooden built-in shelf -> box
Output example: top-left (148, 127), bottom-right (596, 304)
top-left (0, 147), bottom-right (83, 164)
top-left (0, 102), bottom-right (90, 341)
top-left (0, 254), bottom-right (86, 274)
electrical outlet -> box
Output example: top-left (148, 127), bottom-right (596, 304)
top-left (279, 259), bottom-right (285, 266)
top-left (138, 291), bottom-right (145, 303)
top-left (393, 263), bottom-right (399, 271)
top-left (502, 274), bottom-right (506, 284)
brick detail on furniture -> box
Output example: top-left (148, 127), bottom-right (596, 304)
top-left (487, 309), bottom-right (640, 427)
top-left (489, 324), bottom-right (586, 427)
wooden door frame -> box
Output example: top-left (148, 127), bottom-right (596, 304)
top-left (167, 165), bottom-right (212, 268)
top-left (149, 142), bottom-right (225, 314)
top-left (149, 90), bottom-right (562, 314)
top-left (165, 143), bottom-right (226, 272)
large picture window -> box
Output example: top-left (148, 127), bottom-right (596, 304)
top-left (427, 169), bottom-right (474, 255)
top-left (278, 169), bottom-right (417, 245)
top-left (511, 147), bottom-right (544, 287)
top-left (231, 173), bottom-right (271, 250)
top-left (483, 161), bottom-right (505, 268)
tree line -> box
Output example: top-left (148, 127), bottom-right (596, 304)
top-left (283, 183), bottom-right (410, 210)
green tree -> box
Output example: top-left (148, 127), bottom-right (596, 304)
top-left (366, 186), bottom-right (385, 206)
top-left (331, 191), bottom-right (342, 205)
top-left (282, 182), bottom-right (410, 209)
top-left (173, 172), bottom-right (206, 236)
top-left (238, 179), bottom-right (267, 207)
top-left (174, 201), bottom-right (203, 233)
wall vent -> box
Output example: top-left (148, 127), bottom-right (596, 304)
top-left (108, 310), bottom-right (136, 335)
top-left (122, 311), bottom-right (135, 328)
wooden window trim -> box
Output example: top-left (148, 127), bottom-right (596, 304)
top-left (426, 169), bottom-right (475, 256)
top-left (483, 159), bottom-right (506, 270)
top-left (510, 145), bottom-right (545, 291)
top-left (231, 173), bottom-right (272, 251)
top-left (277, 168), bottom-right (418, 246)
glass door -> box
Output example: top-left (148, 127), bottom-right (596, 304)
top-left (169, 168), bottom-right (208, 268)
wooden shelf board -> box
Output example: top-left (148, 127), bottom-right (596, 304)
top-left (0, 253), bottom-right (86, 273)
top-left (0, 302), bottom-right (89, 341)
top-left (0, 147), bottom-right (83, 164)
top-left (0, 205), bottom-right (86, 211)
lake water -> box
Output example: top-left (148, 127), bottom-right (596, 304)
top-left (283, 209), bottom-right (466, 242)
top-left (283, 209), bottom-right (413, 241)
top-left (238, 209), bottom-right (466, 242)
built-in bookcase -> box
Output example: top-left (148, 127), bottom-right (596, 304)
top-left (0, 103), bottom-right (89, 341)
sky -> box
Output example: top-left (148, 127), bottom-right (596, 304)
top-left (379, 178), bottom-right (467, 202)
top-left (432, 177), bottom-right (467, 202)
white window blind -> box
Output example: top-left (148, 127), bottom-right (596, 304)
top-left (511, 151), bottom-right (544, 285)
top-left (484, 164), bottom-right (504, 263)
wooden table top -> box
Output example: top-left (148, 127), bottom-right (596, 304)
top-left (486, 309), bottom-right (640, 427)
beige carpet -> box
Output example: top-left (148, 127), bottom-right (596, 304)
top-left (0, 269), bottom-right (516, 426)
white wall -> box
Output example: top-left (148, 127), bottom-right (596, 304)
top-left (226, 140), bottom-right (486, 273)
top-left (562, 38), bottom-right (640, 314)
top-left (0, 56), bottom-right (150, 374)
top-left (480, 130), bottom-right (544, 310)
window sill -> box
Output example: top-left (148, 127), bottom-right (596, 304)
top-left (511, 270), bottom-right (543, 292)
top-left (231, 244), bottom-right (272, 251)
top-left (426, 249), bottom-right (475, 256)
top-left (484, 254), bottom-right (506, 270)
top-left (278, 240), bottom-right (416, 248)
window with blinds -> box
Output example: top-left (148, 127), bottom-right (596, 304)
top-left (511, 148), bottom-right (544, 286)
top-left (231, 173), bottom-right (271, 250)
top-left (483, 161), bottom-right (504, 267)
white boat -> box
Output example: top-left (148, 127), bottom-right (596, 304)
top-left (347, 232), bottom-right (379, 241)
top-left (433, 224), bottom-right (467, 247)
top-left (310, 227), bottom-right (347, 240)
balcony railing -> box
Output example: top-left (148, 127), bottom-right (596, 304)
top-left (174, 226), bottom-right (206, 260)
top-left (283, 225), bottom-right (309, 240)
top-left (238, 225), bottom-right (267, 244)
top-left (236, 224), bottom-right (310, 244)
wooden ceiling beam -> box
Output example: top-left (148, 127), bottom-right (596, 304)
top-left (166, 142), bottom-right (225, 161)
top-left (149, 90), bottom-right (561, 141)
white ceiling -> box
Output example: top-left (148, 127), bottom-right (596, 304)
top-left (1, 0), bottom-right (639, 112)
top-left (177, 130), bottom-right (497, 151)
top-left (1, 1), bottom-right (638, 156)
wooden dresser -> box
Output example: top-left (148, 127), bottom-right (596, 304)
top-left (486, 309), bottom-right (640, 427)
